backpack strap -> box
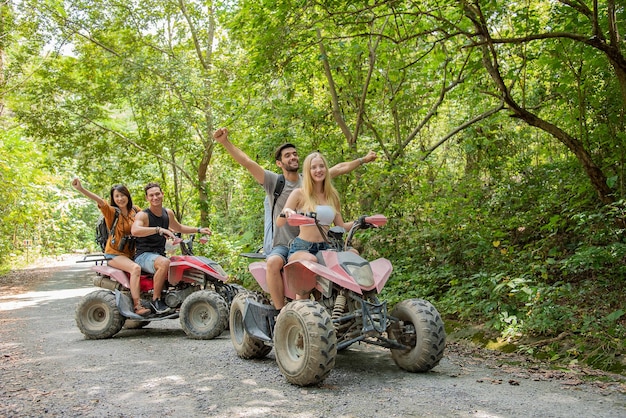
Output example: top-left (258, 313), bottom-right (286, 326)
top-left (109, 208), bottom-right (121, 246)
top-left (270, 174), bottom-right (285, 236)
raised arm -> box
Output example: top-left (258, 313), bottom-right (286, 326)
top-left (213, 128), bottom-right (265, 184)
top-left (71, 177), bottom-right (106, 207)
top-left (329, 150), bottom-right (377, 178)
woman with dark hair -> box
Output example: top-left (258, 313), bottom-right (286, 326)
top-left (72, 178), bottom-right (149, 316)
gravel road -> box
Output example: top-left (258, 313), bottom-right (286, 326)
top-left (1, 257), bottom-right (625, 417)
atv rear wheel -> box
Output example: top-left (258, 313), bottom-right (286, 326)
top-left (180, 290), bottom-right (228, 340)
top-left (274, 300), bottom-right (337, 386)
top-left (388, 298), bottom-right (446, 372)
top-left (221, 283), bottom-right (246, 331)
top-left (75, 290), bottom-right (125, 339)
top-left (229, 292), bottom-right (273, 359)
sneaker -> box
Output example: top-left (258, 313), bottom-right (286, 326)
top-left (150, 298), bottom-right (171, 314)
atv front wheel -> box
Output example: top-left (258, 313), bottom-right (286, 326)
top-left (75, 290), bottom-right (125, 339)
top-left (180, 290), bottom-right (228, 339)
top-left (388, 298), bottom-right (446, 372)
top-left (274, 300), bottom-right (337, 386)
top-left (229, 292), bottom-right (273, 359)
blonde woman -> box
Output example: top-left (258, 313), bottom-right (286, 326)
top-left (276, 152), bottom-right (355, 264)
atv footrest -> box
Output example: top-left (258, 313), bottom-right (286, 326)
top-left (115, 290), bottom-right (179, 321)
top-left (243, 298), bottom-right (279, 342)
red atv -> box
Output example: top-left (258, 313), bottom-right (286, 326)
top-left (76, 235), bottom-right (240, 340)
top-left (230, 214), bottom-right (446, 386)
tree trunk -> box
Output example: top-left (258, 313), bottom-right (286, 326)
top-left (463, 1), bottom-right (614, 204)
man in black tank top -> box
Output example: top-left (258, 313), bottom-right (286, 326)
top-left (131, 182), bottom-right (212, 314)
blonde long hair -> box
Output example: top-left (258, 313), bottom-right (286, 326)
top-left (299, 152), bottom-right (340, 213)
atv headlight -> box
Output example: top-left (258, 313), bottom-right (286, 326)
top-left (344, 262), bottom-right (374, 287)
top-left (209, 262), bottom-right (228, 276)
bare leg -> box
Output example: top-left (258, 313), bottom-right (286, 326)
top-left (266, 254), bottom-right (286, 310)
top-left (151, 256), bottom-right (171, 300)
top-left (107, 255), bottom-right (142, 302)
top-left (108, 255), bottom-right (148, 314)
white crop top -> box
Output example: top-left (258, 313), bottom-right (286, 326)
top-left (307, 205), bottom-right (335, 226)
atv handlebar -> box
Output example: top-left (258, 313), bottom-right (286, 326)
top-left (287, 213), bottom-right (387, 228)
top-left (287, 213), bottom-right (387, 229)
top-left (360, 214), bottom-right (387, 228)
top-left (339, 214), bottom-right (385, 251)
top-left (286, 213), bottom-right (387, 251)
top-left (286, 213), bottom-right (317, 227)
top-left (172, 233), bottom-right (210, 256)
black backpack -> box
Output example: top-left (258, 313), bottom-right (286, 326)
top-left (95, 209), bottom-right (120, 252)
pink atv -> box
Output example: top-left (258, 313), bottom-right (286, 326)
top-left (229, 214), bottom-right (446, 386)
top-left (76, 235), bottom-right (241, 340)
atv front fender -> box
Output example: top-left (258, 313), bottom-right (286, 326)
top-left (284, 259), bottom-right (363, 296)
top-left (169, 256), bottom-right (229, 285)
top-left (249, 262), bottom-right (270, 293)
top-left (369, 258), bottom-right (393, 293)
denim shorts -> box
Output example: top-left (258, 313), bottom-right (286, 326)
top-left (288, 237), bottom-right (330, 259)
top-left (133, 252), bottom-right (161, 274)
top-left (267, 245), bottom-right (289, 264)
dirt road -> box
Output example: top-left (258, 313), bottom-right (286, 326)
top-left (1, 258), bottom-right (625, 417)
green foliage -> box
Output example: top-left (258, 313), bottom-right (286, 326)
top-left (0, 127), bottom-right (90, 268)
top-left (3, 0), bottom-right (626, 372)
top-left (375, 150), bottom-right (626, 369)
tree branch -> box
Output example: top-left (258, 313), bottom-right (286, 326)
top-left (421, 102), bottom-right (505, 161)
top-left (317, 28), bottom-right (353, 143)
top-left (394, 49), bottom-right (472, 160)
top-left (70, 110), bottom-right (196, 185)
top-left (353, 18), bottom-right (387, 148)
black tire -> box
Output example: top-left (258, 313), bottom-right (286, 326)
top-left (215, 282), bottom-right (246, 305)
top-left (179, 290), bottom-right (228, 340)
top-left (222, 283), bottom-right (247, 331)
top-left (230, 283), bottom-right (247, 295)
top-left (274, 300), bottom-right (337, 386)
top-left (229, 292), bottom-right (273, 359)
top-left (124, 320), bottom-right (149, 329)
top-left (388, 298), bottom-right (446, 372)
top-left (75, 290), bottom-right (125, 339)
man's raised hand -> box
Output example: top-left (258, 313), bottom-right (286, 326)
top-left (213, 128), bottom-right (228, 143)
